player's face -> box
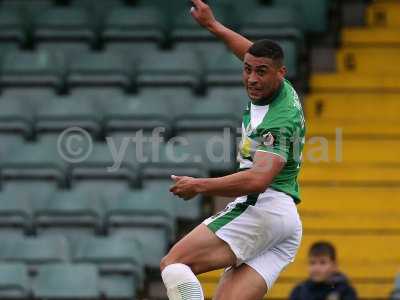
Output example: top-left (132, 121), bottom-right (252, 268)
top-left (243, 53), bottom-right (286, 102)
top-left (308, 255), bottom-right (337, 282)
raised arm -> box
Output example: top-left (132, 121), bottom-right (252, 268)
top-left (190, 0), bottom-right (253, 61)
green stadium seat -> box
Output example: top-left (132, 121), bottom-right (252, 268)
top-left (37, 43), bottom-right (90, 66)
top-left (103, 6), bottom-right (165, 48)
top-left (1, 0), bottom-right (52, 17)
top-left (66, 52), bottom-right (133, 92)
top-left (204, 48), bottom-right (243, 86)
top-left (35, 186), bottom-right (104, 237)
top-left (70, 181), bottom-right (136, 206)
top-left (0, 98), bottom-right (33, 141)
top-left (171, 131), bottom-right (237, 175)
top-left (0, 43), bottom-right (19, 59)
top-left (279, 40), bottom-right (298, 79)
top-left (174, 42), bottom-right (227, 65)
top-left (145, 178), bottom-right (202, 221)
top-left (141, 168), bottom-right (206, 221)
top-left (0, 185), bottom-right (34, 234)
top-left (100, 274), bottom-right (138, 300)
top-left (0, 89), bottom-right (57, 109)
top-left (0, 263), bottom-right (29, 299)
top-left (35, 96), bottom-right (101, 140)
top-left (273, 0), bottom-right (329, 33)
top-left (70, 87), bottom-right (126, 107)
top-left (72, 236), bottom-right (144, 284)
top-left (0, 183), bottom-right (58, 236)
top-left (105, 187), bottom-right (176, 236)
top-left (238, 6), bottom-right (303, 44)
top-left (207, 87), bottom-right (249, 115)
top-left (106, 189), bottom-right (175, 268)
top-left (33, 263), bottom-right (100, 299)
top-left (105, 42), bottom-right (159, 62)
top-left (0, 141), bottom-right (68, 187)
top-left (68, 142), bottom-right (138, 202)
top-left (103, 95), bottom-right (174, 139)
top-left (173, 105), bottom-right (239, 174)
top-left (0, 50), bottom-right (64, 92)
top-left (170, 3), bottom-right (231, 42)
top-left (1, 236), bottom-right (69, 270)
top-left (0, 8), bottom-right (25, 47)
top-left (0, 183), bottom-right (55, 234)
top-left (138, 87), bottom-right (198, 117)
top-left (0, 182), bottom-right (57, 211)
top-left (108, 229), bottom-right (166, 269)
top-left (33, 7), bottom-right (95, 48)
top-left (229, 0), bottom-right (263, 13)
top-left (172, 96), bottom-right (241, 173)
top-left (72, 0), bottom-right (124, 21)
top-left (136, 49), bottom-right (202, 90)
top-left (239, 5), bottom-right (298, 28)
top-left (0, 136), bottom-right (25, 165)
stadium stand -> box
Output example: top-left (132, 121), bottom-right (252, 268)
top-left (0, 0), bottom-right (398, 299)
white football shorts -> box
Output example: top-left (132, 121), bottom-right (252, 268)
top-left (203, 188), bottom-right (302, 289)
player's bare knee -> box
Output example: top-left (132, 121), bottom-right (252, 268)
top-left (160, 253), bottom-right (198, 273)
top-left (160, 254), bottom-right (174, 271)
top-left (160, 252), bottom-right (186, 271)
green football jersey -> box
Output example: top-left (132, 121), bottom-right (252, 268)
top-left (237, 79), bottom-right (306, 203)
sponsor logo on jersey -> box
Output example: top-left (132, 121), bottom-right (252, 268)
top-left (262, 132), bottom-right (274, 146)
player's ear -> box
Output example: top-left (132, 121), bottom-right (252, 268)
top-left (278, 65), bottom-right (287, 80)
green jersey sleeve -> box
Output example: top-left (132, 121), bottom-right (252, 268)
top-left (256, 124), bottom-right (293, 161)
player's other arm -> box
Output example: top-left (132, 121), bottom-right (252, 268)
top-left (190, 0), bottom-right (253, 61)
top-left (170, 151), bottom-right (285, 199)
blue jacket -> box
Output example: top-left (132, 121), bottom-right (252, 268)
top-left (289, 272), bottom-right (358, 300)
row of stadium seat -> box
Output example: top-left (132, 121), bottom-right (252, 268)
top-left (0, 48), bottom-right (297, 92)
top-left (0, 179), bottom-right (197, 269)
top-left (0, 4), bottom-right (303, 51)
top-left (2, 139), bottom-right (400, 188)
top-left (0, 0), bottom-right (329, 39)
top-left (2, 133), bottom-right (400, 176)
top-left (0, 91), bottom-right (246, 135)
top-left (3, 184), bottom-right (400, 239)
top-left (0, 181), bottom-right (193, 234)
top-left (0, 262), bottom-right (140, 299)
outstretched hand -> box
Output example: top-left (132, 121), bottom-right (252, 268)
top-left (190, 0), bottom-right (218, 29)
top-left (170, 175), bottom-right (200, 201)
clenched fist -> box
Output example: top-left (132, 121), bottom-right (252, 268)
top-left (170, 175), bottom-right (200, 201)
top-left (190, 0), bottom-right (218, 30)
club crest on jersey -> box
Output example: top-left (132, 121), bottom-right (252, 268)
top-left (262, 132), bottom-right (274, 146)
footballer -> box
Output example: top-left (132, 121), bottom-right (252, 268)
top-left (161, 1), bottom-right (306, 299)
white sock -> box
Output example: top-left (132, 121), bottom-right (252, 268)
top-left (161, 263), bottom-right (204, 300)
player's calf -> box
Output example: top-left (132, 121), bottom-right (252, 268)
top-left (160, 224), bottom-right (236, 300)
